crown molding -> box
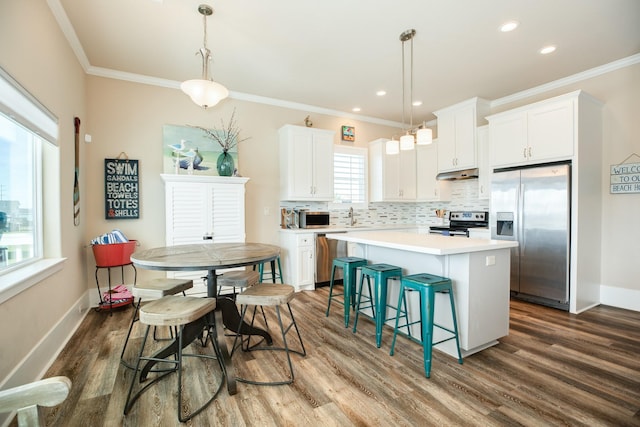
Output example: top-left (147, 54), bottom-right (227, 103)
top-left (85, 66), bottom-right (402, 127)
top-left (47, 0), bottom-right (90, 71)
top-left (491, 53), bottom-right (640, 108)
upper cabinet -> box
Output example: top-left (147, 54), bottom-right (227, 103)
top-left (369, 138), bottom-right (416, 202)
top-left (488, 93), bottom-right (577, 168)
top-left (279, 125), bottom-right (335, 201)
top-left (416, 141), bottom-right (452, 202)
top-left (434, 97), bottom-right (490, 172)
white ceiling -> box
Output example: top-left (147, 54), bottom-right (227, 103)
top-left (52, 0), bottom-right (640, 125)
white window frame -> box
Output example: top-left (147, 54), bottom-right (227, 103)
top-left (330, 144), bottom-right (368, 210)
top-left (0, 66), bottom-right (64, 304)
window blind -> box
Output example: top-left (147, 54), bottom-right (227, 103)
top-left (334, 150), bottom-right (366, 204)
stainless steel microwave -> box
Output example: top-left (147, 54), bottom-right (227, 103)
top-left (299, 211), bottom-right (330, 228)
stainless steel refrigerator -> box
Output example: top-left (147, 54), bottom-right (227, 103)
top-left (490, 162), bottom-right (570, 310)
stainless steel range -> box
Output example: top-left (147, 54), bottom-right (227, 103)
top-left (429, 211), bottom-right (489, 237)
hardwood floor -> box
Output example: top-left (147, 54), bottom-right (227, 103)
top-left (22, 288), bottom-right (640, 426)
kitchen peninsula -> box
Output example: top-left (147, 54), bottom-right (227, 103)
top-left (329, 231), bottom-right (518, 358)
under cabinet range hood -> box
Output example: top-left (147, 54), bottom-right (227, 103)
top-left (436, 168), bottom-right (479, 180)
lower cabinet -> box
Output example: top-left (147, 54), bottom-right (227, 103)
top-left (279, 232), bottom-right (315, 292)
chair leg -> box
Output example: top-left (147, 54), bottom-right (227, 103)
top-left (234, 303), bottom-right (305, 386)
top-left (448, 290), bottom-right (464, 365)
top-left (423, 289), bottom-right (434, 378)
top-left (176, 323), bottom-right (225, 422)
top-left (352, 275), bottom-right (375, 333)
top-left (389, 284), bottom-right (405, 356)
top-left (120, 298), bottom-right (141, 369)
top-left (374, 276), bottom-right (389, 348)
top-left (325, 264), bottom-right (338, 317)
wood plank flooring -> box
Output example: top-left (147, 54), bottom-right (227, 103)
top-left (18, 288), bottom-right (640, 426)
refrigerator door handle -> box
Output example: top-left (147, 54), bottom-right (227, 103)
top-left (518, 182), bottom-right (525, 256)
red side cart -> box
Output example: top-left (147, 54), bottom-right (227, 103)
top-left (92, 240), bottom-right (137, 312)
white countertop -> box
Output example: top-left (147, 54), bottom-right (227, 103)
top-left (327, 231), bottom-right (518, 255)
top-left (278, 224), bottom-right (420, 234)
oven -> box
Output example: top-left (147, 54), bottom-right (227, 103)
top-left (429, 211), bottom-right (489, 237)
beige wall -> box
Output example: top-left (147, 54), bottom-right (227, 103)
top-left (0, 0), bottom-right (86, 385)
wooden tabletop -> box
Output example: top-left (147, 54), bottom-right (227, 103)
top-left (130, 242), bottom-right (281, 272)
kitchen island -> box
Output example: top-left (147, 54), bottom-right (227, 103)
top-left (328, 231), bottom-right (518, 358)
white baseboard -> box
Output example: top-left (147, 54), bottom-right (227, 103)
top-left (600, 285), bottom-right (640, 312)
top-left (0, 289), bottom-right (91, 427)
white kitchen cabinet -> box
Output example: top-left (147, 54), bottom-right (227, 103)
top-left (487, 90), bottom-right (604, 314)
top-left (476, 126), bottom-right (491, 199)
top-left (279, 125), bottom-right (335, 201)
top-left (279, 232), bottom-right (315, 292)
top-left (416, 141), bottom-right (451, 201)
top-left (434, 98), bottom-right (490, 172)
top-left (162, 174), bottom-right (249, 289)
top-left (369, 138), bottom-right (416, 202)
top-left (488, 94), bottom-right (575, 168)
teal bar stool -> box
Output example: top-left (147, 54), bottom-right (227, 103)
top-left (390, 273), bottom-right (463, 378)
top-left (325, 257), bottom-right (368, 327)
top-left (352, 264), bottom-right (408, 348)
top-left (258, 256), bottom-right (284, 283)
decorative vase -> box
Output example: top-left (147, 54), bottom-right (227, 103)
top-left (216, 151), bottom-right (234, 176)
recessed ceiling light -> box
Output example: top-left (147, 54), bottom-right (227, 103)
top-left (412, 100), bottom-right (422, 107)
top-left (352, 107), bottom-right (361, 112)
top-left (540, 45), bottom-right (556, 55)
top-left (500, 21), bottom-right (519, 32)
top-left (376, 90), bottom-right (387, 96)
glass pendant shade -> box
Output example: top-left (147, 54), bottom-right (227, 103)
top-left (386, 138), bottom-right (400, 155)
top-left (400, 133), bottom-right (415, 150)
top-left (181, 79), bottom-right (229, 109)
top-left (416, 127), bottom-right (433, 145)
top-left (182, 5), bottom-right (228, 109)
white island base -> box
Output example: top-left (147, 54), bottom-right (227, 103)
top-left (329, 232), bottom-right (518, 359)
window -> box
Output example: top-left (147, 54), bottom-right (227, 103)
top-left (0, 66), bottom-right (57, 275)
top-left (333, 145), bottom-right (367, 207)
top-left (0, 115), bottom-right (42, 270)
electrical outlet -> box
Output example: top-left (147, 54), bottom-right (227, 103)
top-left (263, 207), bottom-right (270, 216)
top-left (486, 255), bottom-right (496, 266)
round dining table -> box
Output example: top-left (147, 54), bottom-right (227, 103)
top-left (130, 242), bottom-right (282, 395)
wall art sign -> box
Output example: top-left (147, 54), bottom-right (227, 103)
top-left (104, 157), bottom-right (140, 219)
top-left (610, 160), bottom-right (640, 194)
top-left (341, 125), bottom-right (355, 142)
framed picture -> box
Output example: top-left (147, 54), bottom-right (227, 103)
top-left (341, 125), bottom-right (355, 142)
top-left (162, 124), bottom-right (239, 176)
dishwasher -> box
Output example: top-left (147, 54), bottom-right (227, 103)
top-left (315, 232), bottom-right (347, 287)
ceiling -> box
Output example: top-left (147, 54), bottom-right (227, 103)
top-left (52, 0), bottom-right (640, 126)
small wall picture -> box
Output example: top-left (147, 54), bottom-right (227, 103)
top-left (342, 125), bottom-right (355, 142)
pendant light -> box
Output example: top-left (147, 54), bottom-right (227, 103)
top-left (386, 137), bottom-right (400, 155)
top-left (399, 29), bottom-right (416, 151)
top-left (180, 4), bottom-right (229, 109)
top-left (416, 124), bottom-right (433, 145)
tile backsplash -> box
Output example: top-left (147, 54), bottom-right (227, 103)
top-left (280, 179), bottom-right (489, 227)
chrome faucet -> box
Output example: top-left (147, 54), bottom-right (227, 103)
top-left (348, 207), bottom-right (357, 226)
